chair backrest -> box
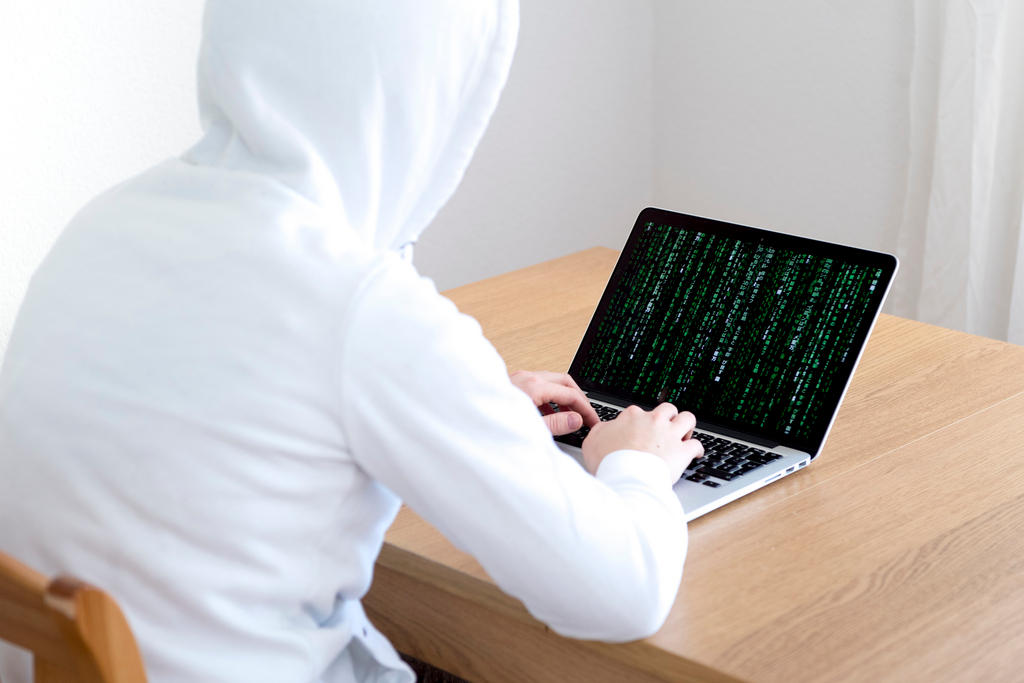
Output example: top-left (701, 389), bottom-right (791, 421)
top-left (0, 551), bottom-right (147, 683)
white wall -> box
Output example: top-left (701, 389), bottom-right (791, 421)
top-left (416, 1), bottom-right (654, 291)
top-left (422, 1), bottom-right (915, 293)
top-left (651, 0), bottom-right (913, 257)
top-left (0, 0), bottom-right (205, 355)
top-left (0, 1), bottom-right (914, 360)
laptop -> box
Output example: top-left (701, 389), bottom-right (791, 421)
top-left (555, 207), bottom-right (898, 520)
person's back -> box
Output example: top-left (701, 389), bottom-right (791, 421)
top-left (0, 2), bottom-right (700, 681)
top-left (0, 160), bottom-right (408, 679)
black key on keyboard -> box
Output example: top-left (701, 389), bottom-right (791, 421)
top-left (701, 467), bottom-right (737, 481)
top-left (591, 402), bottom-right (621, 421)
top-left (555, 430), bottom-right (586, 448)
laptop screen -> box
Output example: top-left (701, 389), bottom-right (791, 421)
top-left (569, 208), bottom-right (897, 455)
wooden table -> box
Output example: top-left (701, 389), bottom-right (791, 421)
top-left (364, 247), bottom-right (1024, 682)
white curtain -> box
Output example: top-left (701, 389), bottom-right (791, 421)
top-left (892, 0), bottom-right (1024, 344)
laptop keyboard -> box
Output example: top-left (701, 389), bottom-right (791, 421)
top-left (554, 402), bottom-right (784, 484)
top-left (683, 433), bottom-right (782, 486)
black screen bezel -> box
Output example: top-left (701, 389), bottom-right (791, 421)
top-left (568, 207), bottom-right (898, 455)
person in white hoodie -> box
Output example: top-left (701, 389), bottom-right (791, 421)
top-left (0, 1), bottom-right (703, 681)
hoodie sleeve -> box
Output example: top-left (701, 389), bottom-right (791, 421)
top-left (340, 258), bottom-right (686, 641)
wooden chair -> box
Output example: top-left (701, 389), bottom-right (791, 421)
top-left (0, 551), bottom-right (147, 682)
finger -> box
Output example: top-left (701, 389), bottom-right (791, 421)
top-left (514, 376), bottom-right (571, 404)
top-left (679, 436), bottom-right (704, 461)
top-left (661, 438), bottom-right (703, 481)
top-left (651, 402), bottom-right (679, 421)
top-left (670, 410), bottom-right (697, 436)
top-left (543, 410), bottom-right (584, 435)
top-left (557, 372), bottom-right (584, 392)
top-left (529, 371), bottom-right (583, 392)
top-left (664, 439), bottom-right (704, 482)
top-left (538, 383), bottom-right (600, 426)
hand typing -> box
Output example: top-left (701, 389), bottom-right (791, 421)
top-left (509, 370), bottom-right (600, 436)
top-left (582, 403), bottom-right (703, 483)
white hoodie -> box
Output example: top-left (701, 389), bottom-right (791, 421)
top-left (0, 2), bottom-right (686, 681)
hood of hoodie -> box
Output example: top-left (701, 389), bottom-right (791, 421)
top-left (182, 0), bottom-right (518, 254)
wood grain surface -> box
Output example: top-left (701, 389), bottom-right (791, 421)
top-left (0, 552), bottom-right (148, 682)
top-left (365, 247), bottom-right (1024, 682)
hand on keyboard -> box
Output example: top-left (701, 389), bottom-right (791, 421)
top-left (509, 370), bottom-right (600, 435)
top-left (580, 403), bottom-right (703, 483)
